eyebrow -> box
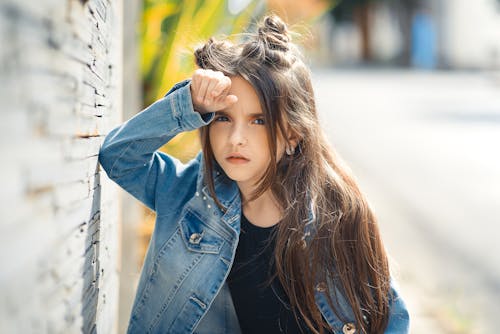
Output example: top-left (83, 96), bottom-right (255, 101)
top-left (216, 110), bottom-right (264, 118)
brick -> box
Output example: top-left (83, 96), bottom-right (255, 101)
top-left (0, 0), bottom-right (122, 331)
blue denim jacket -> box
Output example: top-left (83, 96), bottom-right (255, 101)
top-left (99, 80), bottom-right (410, 334)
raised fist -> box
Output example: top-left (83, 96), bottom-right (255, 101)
top-left (190, 69), bottom-right (238, 114)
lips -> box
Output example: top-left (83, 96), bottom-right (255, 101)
top-left (226, 153), bottom-right (250, 164)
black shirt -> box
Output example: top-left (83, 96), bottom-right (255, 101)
top-left (226, 214), bottom-right (315, 334)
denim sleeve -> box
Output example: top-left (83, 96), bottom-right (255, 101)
top-left (98, 80), bottom-right (214, 211)
top-left (385, 278), bottom-right (410, 333)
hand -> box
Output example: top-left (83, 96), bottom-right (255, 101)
top-left (190, 69), bottom-right (238, 114)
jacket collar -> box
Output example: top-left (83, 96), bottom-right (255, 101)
top-left (194, 154), bottom-right (238, 206)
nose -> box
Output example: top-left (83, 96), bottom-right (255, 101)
top-left (228, 123), bottom-right (248, 147)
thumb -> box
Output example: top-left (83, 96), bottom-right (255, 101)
top-left (225, 94), bottom-right (238, 106)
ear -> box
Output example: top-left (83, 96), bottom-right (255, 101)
top-left (286, 128), bottom-right (301, 149)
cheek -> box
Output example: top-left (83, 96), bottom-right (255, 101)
top-left (208, 125), bottom-right (225, 158)
top-left (208, 125), bottom-right (219, 147)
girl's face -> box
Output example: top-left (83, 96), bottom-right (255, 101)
top-left (209, 76), bottom-right (285, 191)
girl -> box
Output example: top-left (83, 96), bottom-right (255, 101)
top-left (99, 15), bottom-right (409, 334)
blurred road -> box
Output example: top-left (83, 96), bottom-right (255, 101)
top-left (313, 69), bottom-right (500, 333)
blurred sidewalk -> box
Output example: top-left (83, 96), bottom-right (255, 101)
top-left (313, 68), bottom-right (500, 334)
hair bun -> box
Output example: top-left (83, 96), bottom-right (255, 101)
top-left (194, 37), bottom-right (237, 73)
top-left (258, 15), bottom-right (291, 52)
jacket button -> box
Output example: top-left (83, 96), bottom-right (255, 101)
top-left (315, 282), bottom-right (327, 292)
top-left (342, 322), bottom-right (356, 334)
top-left (189, 233), bottom-right (202, 244)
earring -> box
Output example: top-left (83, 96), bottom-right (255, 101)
top-left (286, 145), bottom-right (295, 156)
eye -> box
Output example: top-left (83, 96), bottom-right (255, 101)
top-left (214, 115), bottom-right (230, 122)
top-left (252, 118), bottom-right (265, 125)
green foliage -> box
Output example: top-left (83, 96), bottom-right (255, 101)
top-left (141, 0), bottom-right (259, 106)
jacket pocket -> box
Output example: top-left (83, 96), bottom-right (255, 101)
top-left (179, 210), bottom-right (224, 254)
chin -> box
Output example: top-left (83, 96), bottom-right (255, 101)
top-left (219, 169), bottom-right (253, 183)
top-left (222, 172), bottom-right (247, 182)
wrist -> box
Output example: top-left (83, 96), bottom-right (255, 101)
top-left (189, 82), bottom-right (205, 114)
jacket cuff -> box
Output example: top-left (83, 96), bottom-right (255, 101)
top-left (168, 80), bottom-right (215, 130)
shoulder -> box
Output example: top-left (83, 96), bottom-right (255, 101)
top-left (385, 278), bottom-right (410, 333)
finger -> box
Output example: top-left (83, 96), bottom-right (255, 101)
top-left (192, 69), bottom-right (209, 100)
top-left (215, 80), bottom-right (232, 102)
top-left (190, 72), bottom-right (200, 97)
top-left (205, 78), bottom-right (220, 103)
top-left (210, 94), bottom-right (237, 112)
top-left (197, 75), bottom-right (210, 104)
top-left (224, 94), bottom-right (238, 106)
top-left (211, 76), bottom-right (231, 97)
top-left (212, 84), bottom-right (230, 105)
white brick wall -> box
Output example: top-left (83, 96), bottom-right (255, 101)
top-left (0, 0), bottom-right (122, 333)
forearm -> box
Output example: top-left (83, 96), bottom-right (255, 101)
top-left (99, 80), bottom-right (213, 179)
top-left (98, 80), bottom-right (213, 210)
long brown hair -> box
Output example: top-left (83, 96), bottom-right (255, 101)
top-left (195, 15), bottom-right (390, 334)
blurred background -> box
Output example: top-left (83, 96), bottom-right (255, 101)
top-left (135, 1), bottom-right (500, 332)
top-left (1, 0), bottom-right (499, 333)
